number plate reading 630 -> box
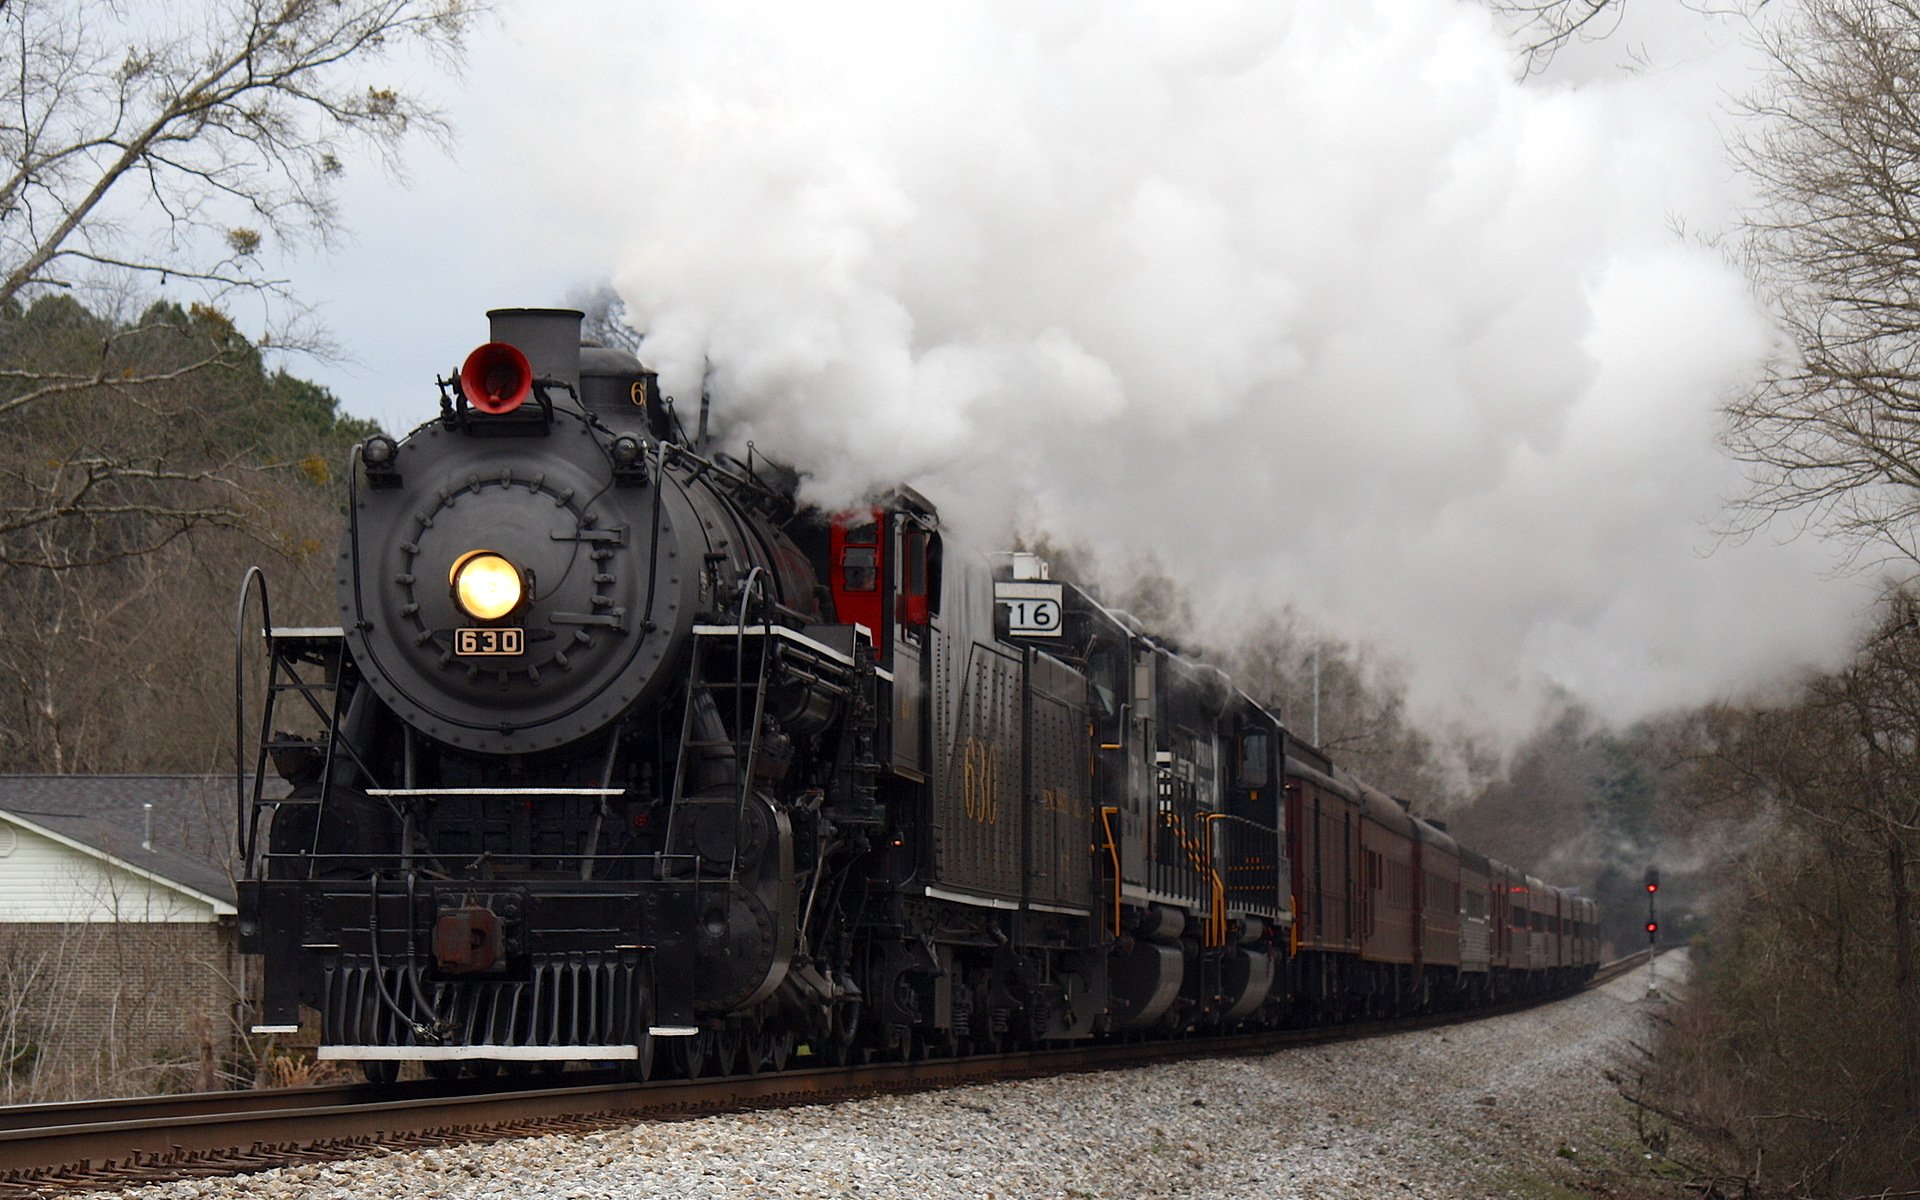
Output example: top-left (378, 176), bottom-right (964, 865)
top-left (455, 628), bottom-right (524, 656)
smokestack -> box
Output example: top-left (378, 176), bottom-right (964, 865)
top-left (487, 308), bottom-right (584, 396)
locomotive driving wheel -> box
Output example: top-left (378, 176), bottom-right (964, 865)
top-left (767, 1027), bottom-right (794, 1072)
top-left (671, 1028), bottom-right (715, 1077)
top-left (619, 986), bottom-right (657, 1083)
top-left (742, 1023), bottom-right (769, 1075)
top-left (714, 1023), bottom-right (745, 1075)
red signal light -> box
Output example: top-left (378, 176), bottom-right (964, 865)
top-left (460, 341), bottom-right (533, 414)
top-left (1646, 882), bottom-right (1658, 893)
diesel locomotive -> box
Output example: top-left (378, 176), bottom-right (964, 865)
top-left (234, 308), bottom-right (1599, 1081)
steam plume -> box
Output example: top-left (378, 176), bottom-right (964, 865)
top-left (485, 0), bottom-right (1865, 735)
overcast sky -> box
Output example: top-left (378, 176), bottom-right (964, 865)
top-left (277, 0), bottom-right (1872, 740)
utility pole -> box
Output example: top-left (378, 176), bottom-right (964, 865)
top-left (1311, 646), bottom-right (1321, 746)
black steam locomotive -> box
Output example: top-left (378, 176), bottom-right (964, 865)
top-left (236, 308), bottom-right (1598, 1082)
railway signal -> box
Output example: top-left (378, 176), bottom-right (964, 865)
top-left (1644, 865), bottom-right (1660, 951)
top-left (1645, 864), bottom-right (1661, 993)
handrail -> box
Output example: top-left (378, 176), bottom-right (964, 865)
top-left (234, 567), bottom-right (271, 871)
top-left (1098, 806), bottom-right (1122, 939)
top-left (730, 568), bottom-right (773, 881)
top-left (1205, 814), bottom-right (1230, 948)
top-left (1161, 809), bottom-right (1213, 888)
top-left (253, 849), bottom-right (704, 876)
top-left (1208, 812), bottom-right (1285, 927)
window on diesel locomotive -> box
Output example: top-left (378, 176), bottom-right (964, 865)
top-left (1086, 642), bottom-right (1123, 724)
top-left (1234, 730), bottom-right (1271, 790)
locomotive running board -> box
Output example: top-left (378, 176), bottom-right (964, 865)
top-left (319, 1044), bottom-right (640, 1061)
top-left (923, 884), bottom-right (1090, 917)
top-left (691, 622), bottom-right (896, 682)
top-left (362, 787), bottom-right (625, 797)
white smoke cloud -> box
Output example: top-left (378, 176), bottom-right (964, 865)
top-left (477, 0), bottom-right (1865, 736)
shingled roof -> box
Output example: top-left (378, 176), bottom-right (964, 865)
top-left (0, 775), bottom-right (260, 907)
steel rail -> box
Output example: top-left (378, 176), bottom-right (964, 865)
top-left (0, 952), bottom-right (1654, 1196)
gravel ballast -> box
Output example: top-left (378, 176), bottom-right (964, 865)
top-left (91, 964), bottom-right (1683, 1200)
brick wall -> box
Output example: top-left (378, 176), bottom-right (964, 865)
top-left (0, 920), bottom-right (239, 1100)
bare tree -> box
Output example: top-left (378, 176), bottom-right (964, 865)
top-left (574, 284), bottom-right (648, 357)
top-left (0, 0), bottom-right (475, 312)
top-left (1484, 0), bottom-right (1632, 75)
top-left (0, 420), bottom-right (349, 771)
top-left (1646, 596), bottom-right (1920, 1195)
top-left (1483, 1), bottom-right (1770, 77)
top-left (1727, 0), bottom-right (1920, 567)
top-left (0, 0), bottom-right (476, 571)
top-left (1, 299), bottom-right (263, 571)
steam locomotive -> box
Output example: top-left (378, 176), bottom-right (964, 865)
top-left (235, 308), bottom-right (1599, 1082)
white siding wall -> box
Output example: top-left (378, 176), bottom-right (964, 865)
top-left (0, 821), bottom-right (217, 924)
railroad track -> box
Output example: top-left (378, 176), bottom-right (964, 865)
top-left (0, 951), bottom-right (1653, 1197)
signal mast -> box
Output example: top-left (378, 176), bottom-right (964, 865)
top-left (1645, 865), bottom-right (1660, 994)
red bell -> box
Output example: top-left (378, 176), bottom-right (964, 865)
top-left (459, 341), bottom-right (533, 414)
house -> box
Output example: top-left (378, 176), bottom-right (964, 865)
top-left (0, 775), bottom-right (246, 1097)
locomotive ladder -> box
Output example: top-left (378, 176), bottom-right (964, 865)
top-left (663, 622), bottom-right (779, 884)
top-left (665, 621), bottom-right (879, 879)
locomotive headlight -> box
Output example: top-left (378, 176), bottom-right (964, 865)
top-left (450, 551), bottom-right (524, 621)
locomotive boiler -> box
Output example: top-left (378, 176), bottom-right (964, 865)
top-left (235, 307), bottom-right (1598, 1082)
